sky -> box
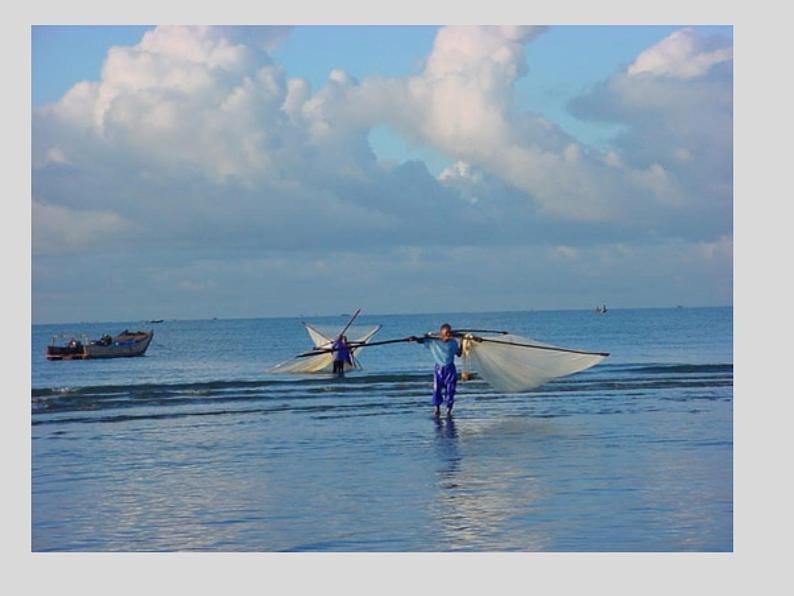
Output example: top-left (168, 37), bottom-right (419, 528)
top-left (31, 24), bottom-right (733, 323)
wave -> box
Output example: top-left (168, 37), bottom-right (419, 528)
top-left (31, 361), bottom-right (732, 425)
top-left (32, 363), bottom-right (732, 397)
top-left (31, 372), bottom-right (434, 398)
top-left (631, 364), bottom-right (733, 374)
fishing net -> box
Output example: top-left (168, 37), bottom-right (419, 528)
top-left (462, 334), bottom-right (607, 392)
top-left (304, 325), bottom-right (382, 348)
top-left (269, 324), bottom-right (381, 374)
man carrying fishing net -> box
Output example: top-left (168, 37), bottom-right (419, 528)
top-left (332, 334), bottom-right (352, 375)
top-left (279, 314), bottom-right (609, 404)
top-left (409, 324), bottom-right (463, 417)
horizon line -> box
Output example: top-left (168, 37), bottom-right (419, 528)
top-left (32, 304), bottom-right (733, 327)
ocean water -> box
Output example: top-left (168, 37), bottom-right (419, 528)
top-left (31, 307), bottom-right (732, 551)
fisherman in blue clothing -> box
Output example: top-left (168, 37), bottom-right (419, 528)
top-left (409, 323), bottom-right (462, 417)
top-left (332, 334), bottom-right (352, 375)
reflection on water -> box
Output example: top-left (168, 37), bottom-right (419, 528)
top-left (430, 416), bottom-right (547, 551)
top-left (434, 416), bottom-right (461, 489)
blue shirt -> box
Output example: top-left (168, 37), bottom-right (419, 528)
top-left (332, 339), bottom-right (351, 363)
top-left (424, 338), bottom-right (459, 366)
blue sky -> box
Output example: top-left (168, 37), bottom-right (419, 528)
top-left (33, 26), bottom-right (153, 105)
top-left (31, 25), bottom-right (733, 323)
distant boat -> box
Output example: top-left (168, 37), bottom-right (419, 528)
top-left (47, 330), bottom-right (154, 360)
top-left (594, 304), bottom-right (608, 314)
top-left (144, 319), bottom-right (164, 324)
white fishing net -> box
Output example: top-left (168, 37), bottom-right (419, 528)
top-left (305, 324), bottom-right (334, 349)
top-left (269, 324), bottom-right (381, 374)
top-left (462, 334), bottom-right (607, 392)
top-left (304, 325), bottom-right (382, 348)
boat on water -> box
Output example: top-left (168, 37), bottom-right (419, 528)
top-left (46, 330), bottom-right (154, 360)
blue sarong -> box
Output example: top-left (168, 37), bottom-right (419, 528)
top-left (433, 363), bottom-right (457, 408)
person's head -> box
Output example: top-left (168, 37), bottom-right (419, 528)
top-left (439, 323), bottom-right (452, 340)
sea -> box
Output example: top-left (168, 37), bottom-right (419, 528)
top-left (31, 307), bottom-right (732, 551)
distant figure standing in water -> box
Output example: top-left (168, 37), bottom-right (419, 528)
top-left (332, 334), bottom-right (352, 375)
top-left (409, 323), bottom-right (462, 417)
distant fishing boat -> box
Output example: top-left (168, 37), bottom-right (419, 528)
top-left (46, 330), bottom-right (154, 360)
top-left (144, 319), bottom-right (164, 324)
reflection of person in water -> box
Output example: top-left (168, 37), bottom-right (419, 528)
top-left (433, 416), bottom-right (461, 492)
top-left (434, 415), bottom-right (458, 440)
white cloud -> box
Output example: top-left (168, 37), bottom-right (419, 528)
top-left (32, 199), bottom-right (140, 255)
top-left (438, 161), bottom-right (482, 184)
top-left (43, 147), bottom-right (69, 165)
top-left (570, 28), bottom-right (732, 226)
top-left (32, 25), bottom-right (733, 321)
top-left (35, 25), bottom-right (732, 233)
top-left (36, 237), bottom-right (733, 321)
top-left (626, 163), bottom-right (684, 205)
top-left (687, 235), bottom-right (733, 263)
top-left (37, 26), bottom-right (297, 183)
top-left (177, 278), bottom-right (218, 292)
top-left (549, 245), bottom-right (579, 260)
top-left (627, 28), bottom-right (733, 79)
top-left (333, 26), bottom-right (731, 223)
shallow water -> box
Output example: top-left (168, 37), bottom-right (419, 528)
top-left (32, 307), bottom-right (732, 551)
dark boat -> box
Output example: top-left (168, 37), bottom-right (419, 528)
top-left (46, 330), bottom-right (154, 360)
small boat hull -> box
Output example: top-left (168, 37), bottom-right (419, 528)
top-left (46, 331), bottom-right (153, 360)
